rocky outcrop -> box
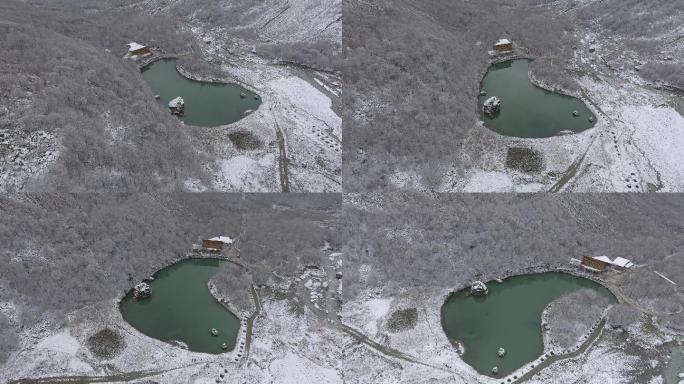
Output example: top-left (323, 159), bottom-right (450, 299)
top-left (483, 96), bottom-right (501, 116)
top-left (133, 282), bottom-right (151, 299)
top-left (168, 96), bottom-right (185, 116)
top-left (470, 281), bottom-right (488, 296)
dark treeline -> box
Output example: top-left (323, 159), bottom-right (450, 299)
top-left (343, 0), bottom-right (682, 192)
top-left (0, 0), bottom-right (207, 191)
top-left (0, 193), bottom-right (341, 362)
top-left (343, 194), bottom-right (684, 330)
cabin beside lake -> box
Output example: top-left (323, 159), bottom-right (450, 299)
top-left (577, 255), bottom-right (635, 273)
top-left (201, 236), bottom-right (234, 252)
top-left (494, 38), bottom-right (513, 52)
top-left (126, 42), bottom-right (152, 56)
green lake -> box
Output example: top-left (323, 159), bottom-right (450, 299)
top-left (665, 346), bottom-right (684, 384)
top-left (119, 258), bottom-right (240, 353)
top-left (441, 272), bottom-right (615, 378)
top-left (141, 58), bottom-right (261, 127)
top-left (478, 59), bottom-right (596, 138)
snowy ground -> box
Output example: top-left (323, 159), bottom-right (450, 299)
top-left (0, 0), bottom-right (341, 193)
top-left (185, 26), bottom-right (342, 192)
top-left (341, 268), bottom-right (680, 384)
top-left (0, 292), bottom-right (344, 383)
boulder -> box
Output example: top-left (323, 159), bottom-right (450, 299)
top-left (168, 96), bottom-right (185, 116)
top-left (483, 96), bottom-right (501, 116)
top-left (134, 282), bottom-right (151, 299)
top-left (470, 281), bottom-right (488, 296)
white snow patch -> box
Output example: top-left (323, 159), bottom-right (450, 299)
top-left (463, 171), bottom-right (514, 192)
top-left (359, 298), bottom-right (392, 336)
top-left (269, 77), bottom-right (339, 130)
top-left (365, 298), bottom-right (392, 319)
top-left (622, 105), bottom-right (684, 191)
top-left (268, 351), bottom-right (341, 384)
top-left (214, 153), bottom-right (276, 191)
top-left (36, 330), bottom-right (80, 354)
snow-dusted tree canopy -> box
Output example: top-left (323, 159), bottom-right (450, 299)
top-left (343, 193), bottom-right (684, 332)
top-left (343, 0), bottom-right (684, 192)
top-left (0, 193), bottom-right (341, 363)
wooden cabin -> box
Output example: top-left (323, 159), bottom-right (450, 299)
top-left (202, 239), bottom-right (225, 251)
top-left (201, 236), bottom-right (233, 252)
top-left (127, 42), bottom-right (152, 56)
top-left (494, 39), bottom-right (513, 52)
top-left (580, 255), bottom-right (610, 272)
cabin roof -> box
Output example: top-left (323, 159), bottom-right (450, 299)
top-left (209, 235), bottom-right (233, 244)
top-left (127, 42), bottom-right (147, 52)
top-left (612, 257), bottom-right (634, 268)
top-left (592, 255), bottom-right (612, 263)
top-left (495, 38), bottom-right (511, 46)
top-left (587, 255), bottom-right (634, 268)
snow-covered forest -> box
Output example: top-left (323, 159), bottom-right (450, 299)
top-left (343, 0), bottom-right (684, 191)
top-left (343, 193), bottom-right (684, 329)
top-left (0, 0), bottom-right (204, 191)
top-left (0, 0), bottom-right (341, 192)
top-left (0, 193), bottom-right (341, 363)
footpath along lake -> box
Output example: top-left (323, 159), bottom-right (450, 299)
top-left (478, 59), bottom-right (596, 138)
top-left (141, 58), bottom-right (261, 127)
top-left (119, 258), bottom-right (240, 353)
top-left (441, 272), bottom-right (615, 377)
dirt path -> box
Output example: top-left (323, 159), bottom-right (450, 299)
top-left (516, 319), bottom-right (607, 383)
top-left (240, 285), bottom-right (263, 364)
top-left (7, 362), bottom-right (204, 384)
top-left (603, 267), bottom-right (684, 317)
top-left (338, 322), bottom-right (468, 380)
top-left (547, 76), bottom-right (613, 192)
top-left (270, 105), bottom-right (290, 192)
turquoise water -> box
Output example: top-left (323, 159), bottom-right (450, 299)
top-left (441, 272), bottom-right (615, 377)
top-left (119, 258), bottom-right (240, 353)
top-left (478, 59), bottom-right (596, 138)
top-left (141, 58), bottom-right (260, 127)
top-left (665, 346), bottom-right (684, 384)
